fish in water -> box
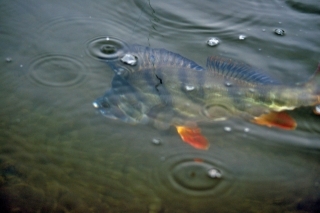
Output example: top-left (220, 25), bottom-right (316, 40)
top-left (93, 44), bottom-right (320, 150)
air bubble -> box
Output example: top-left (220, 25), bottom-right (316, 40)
top-left (274, 28), bottom-right (285, 36)
top-left (121, 54), bottom-right (137, 66)
top-left (224, 81), bottom-right (232, 87)
top-left (224, 126), bottom-right (232, 132)
top-left (207, 37), bottom-right (220, 47)
top-left (313, 105), bottom-right (320, 115)
top-left (244, 127), bottom-right (250, 132)
top-left (92, 101), bottom-right (99, 108)
top-left (239, 35), bottom-right (246, 40)
top-left (185, 85), bottom-right (195, 91)
top-left (152, 138), bottom-right (162, 145)
top-left (207, 168), bottom-right (222, 179)
top-left (5, 57), bottom-right (12, 62)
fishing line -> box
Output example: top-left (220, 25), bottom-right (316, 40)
top-left (147, 0), bottom-right (158, 48)
top-left (129, 5), bottom-right (143, 42)
top-left (130, 0), bottom-right (163, 93)
top-left (146, 0), bottom-right (164, 93)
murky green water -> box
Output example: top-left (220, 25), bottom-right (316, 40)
top-left (1, 0), bottom-right (320, 212)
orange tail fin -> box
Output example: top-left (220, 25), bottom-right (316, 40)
top-left (252, 111), bottom-right (297, 130)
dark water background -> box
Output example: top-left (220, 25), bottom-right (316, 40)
top-left (0, 0), bottom-right (320, 212)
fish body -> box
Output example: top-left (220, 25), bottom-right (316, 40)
top-left (94, 44), bottom-right (320, 149)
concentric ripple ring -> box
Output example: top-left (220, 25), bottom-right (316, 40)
top-left (28, 55), bottom-right (86, 87)
top-left (155, 153), bottom-right (234, 196)
top-left (86, 36), bottom-right (129, 61)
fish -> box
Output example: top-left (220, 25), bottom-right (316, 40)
top-left (93, 44), bottom-right (320, 150)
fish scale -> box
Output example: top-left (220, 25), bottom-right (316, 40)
top-left (94, 44), bottom-right (320, 150)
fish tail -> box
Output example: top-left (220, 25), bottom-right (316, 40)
top-left (314, 63), bottom-right (320, 94)
top-left (307, 62), bottom-right (320, 81)
top-left (306, 63), bottom-right (320, 98)
top-left (304, 63), bottom-right (320, 114)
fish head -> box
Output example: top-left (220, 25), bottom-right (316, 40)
top-left (93, 89), bottom-right (149, 125)
top-left (93, 92), bottom-right (123, 121)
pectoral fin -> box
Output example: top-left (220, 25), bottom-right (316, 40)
top-left (175, 126), bottom-right (209, 150)
top-left (252, 111), bottom-right (297, 130)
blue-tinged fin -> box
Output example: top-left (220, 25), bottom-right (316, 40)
top-left (206, 56), bottom-right (279, 85)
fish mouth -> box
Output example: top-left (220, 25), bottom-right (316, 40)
top-left (93, 96), bottom-right (149, 124)
top-left (92, 97), bottom-right (121, 121)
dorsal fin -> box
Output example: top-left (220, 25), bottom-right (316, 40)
top-left (206, 56), bottom-right (279, 85)
top-left (129, 45), bottom-right (205, 71)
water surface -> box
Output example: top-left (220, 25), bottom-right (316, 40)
top-left (0, 0), bottom-right (320, 212)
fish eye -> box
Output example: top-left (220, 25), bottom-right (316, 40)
top-left (101, 101), bottom-right (110, 108)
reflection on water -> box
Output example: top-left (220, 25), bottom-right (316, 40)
top-left (0, 0), bottom-right (320, 212)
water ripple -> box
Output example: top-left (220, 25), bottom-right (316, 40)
top-left (153, 151), bottom-right (234, 196)
top-left (286, 0), bottom-right (320, 15)
top-left (86, 36), bottom-right (129, 61)
top-left (132, 0), bottom-right (283, 40)
top-left (36, 16), bottom-right (135, 54)
top-left (28, 55), bottom-right (86, 87)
